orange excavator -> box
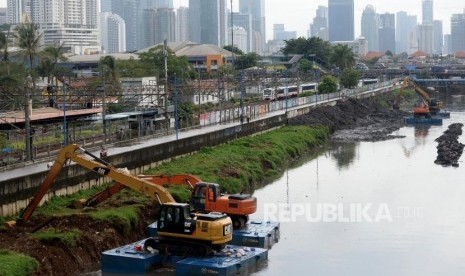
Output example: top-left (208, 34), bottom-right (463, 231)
top-left (80, 174), bottom-right (257, 229)
top-left (394, 77), bottom-right (444, 117)
top-left (6, 144), bottom-right (233, 255)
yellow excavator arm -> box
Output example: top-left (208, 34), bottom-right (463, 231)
top-left (13, 144), bottom-right (175, 226)
top-left (396, 77), bottom-right (431, 108)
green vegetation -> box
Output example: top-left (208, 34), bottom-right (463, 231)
top-left (90, 206), bottom-right (140, 236)
top-left (29, 228), bottom-right (81, 247)
top-left (168, 185), bottom-right (191, 203)
top-left (147, 126), bottom-right (328, 193)
top-left (340, 68), bottom-right (360, 89)
top-left (0, 250), bottom-right (39, 276)
top-left (318, 75), bottom-right (338, 94)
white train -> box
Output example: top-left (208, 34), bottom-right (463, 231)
top-left (263, 82), bottom-right (318, 101)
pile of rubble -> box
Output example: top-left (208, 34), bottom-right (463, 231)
top-left (434, 123), bottom-right (464, 167)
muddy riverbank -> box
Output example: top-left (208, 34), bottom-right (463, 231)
top-left (289, 96), bottom-right (407, 142)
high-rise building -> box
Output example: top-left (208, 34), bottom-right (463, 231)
top-left (443, 34), bottom-right (452, 55)
top-left (176, 7), bottom-right (189, 42)
top-left (7, 0), bottom-right (31, 24)
top-left (31, 0), bottom-right (100, 54)
top-left (153, 0), bottom-right (173, 9)
top-left (422, 0), bottom-right (433, 25)
top-left (143, 8), bottom-right (175, 47)
top-left (451, 13), bottom-right (465, 53)
top-left (101, 0), bottom-right (112, 12)
top-left (229, 26), bottom-right (248, 54)
top-left (239, 0), bottom-right (265, 54)
top-left (433, 20), bottom-right (443, 54)
top-left (0, 8), bottom-right (7, 25)
top-left (100, 12), bottom-right (126, 53)
top-left (231, 12), bottom-right (252, 53)
top-left (418, 24), bottom-right (434, 54)
top-left (378, 13), bottom-right (395, 53)
top-left (328, 0), bottom-right (354, 42)
top-left (189, 0), bottom-right (227, 46)
top-left (361, 5), bottom-right (378, 52)
top-left (310, 5), bottom-right (328, 41)
top-left (396, 12), bottom-right (417, 54)
top-left (273, 24), bottom-right (296, 41)
top-left (108, 0), bottom-right (156, 51)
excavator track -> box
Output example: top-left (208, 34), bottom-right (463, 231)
top-left (143, 237), bottom-right (223, 257)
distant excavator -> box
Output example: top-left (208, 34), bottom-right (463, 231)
top-left (6, 144), bottom-right (233, 255)
top-left (394, 77), bottom-right (445, 118)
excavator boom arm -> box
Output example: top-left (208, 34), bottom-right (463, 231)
top-left (17, 144), bottom-right (175, 224)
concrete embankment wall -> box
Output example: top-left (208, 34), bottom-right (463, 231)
top-left (0, 114), bottom-right (287, 217)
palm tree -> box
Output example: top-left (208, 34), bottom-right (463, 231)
top-left (41, 44), bottom-right (68, 86)
top-left (14, 22), bottom-right (42, 161)
top-left (15, 22), bottom-right (42, 99)
top-left (330, 44), bottom-right (356, 71)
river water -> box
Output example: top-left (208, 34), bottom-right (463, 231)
top-left (252, 94), bottom-right (465, 276)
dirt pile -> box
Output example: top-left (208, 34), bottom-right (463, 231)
top-left (0, 203), bottom-right (157, 276)
top-left (434, 123), bottom-right (464, 167)
top-left (288, 97), bottom-right (407, 142)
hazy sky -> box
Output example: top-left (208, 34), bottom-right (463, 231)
top-left (2, 0), bottom-right (464, 41)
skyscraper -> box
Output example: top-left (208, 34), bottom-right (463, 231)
top-left (153, 0), bottom-right (173, 9)
top-left (273, 24), bottom-right (296, 41)
top-left (176, 7), bottom-right (189, 42)
top-left (143, 8), bottom-right (175, 47)
top-left (451, 12), bottom-right (465, 53)
top-left (31, 0), bottom-right (100, 54)
top-left (188, 0), bottom-right (227, 46)
top-left (100, 12), bottom-right (126, 53)
top-left (310, 5), bottom-right (328, 41)
top-left (422, 0), bottom-right (433, 25)
top-left (239, 0), bottom-right (265, 54)
top-left (418, 24), bottom-right (434, 54)
top-left (361, 5), bottom-right (378, 52)
top-left (7, 0), bottom-right (31, 24)
top-left (328, 0), bottom-right (354, 42)
top-left (396, 12), bottom-right (417, 54)
top-left (231, 12), bottom-right (252, 53)
top-left (109, 0), bottom-right (157, 51)
top-left (378, 13), bottom-right (396, 53)
top-left (433, 20), bottom-right (443, 54)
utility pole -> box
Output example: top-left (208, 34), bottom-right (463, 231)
top-left (102, 73), bottom-right (107, 143)
top-left (164, 39), bottom-right (169, 134)
top-left (62, 82), bottom-right (68, 145)
top-left (24, 83), bottom-right (32, 161)
top-left (174, 74), bottom-right (179, 140)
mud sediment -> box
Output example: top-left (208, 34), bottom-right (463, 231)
top-left (434, 123), bottom-right (464, 167)
top-left (289, 97), bottom-right (407, 142)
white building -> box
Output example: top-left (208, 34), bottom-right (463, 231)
top-left (7, 0), bottom-right (31, 24)
top-left (331, 37), bottom-right (368, 57)
top-left (100, 12), bottom-right (125, 54)
top-left (31, 0), bottom-right (101, 54)
top-left (229, 26), bottom-right (248, 53)
top-left (120, 77), bottom-right (165, 109)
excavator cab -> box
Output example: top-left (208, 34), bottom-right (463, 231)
top-left (158, 203), bottom-right (195, 234)
top-left (191, 183), bottom-right (220, 211)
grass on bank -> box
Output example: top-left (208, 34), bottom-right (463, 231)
top-left (147, 125), bottom-right (328, 193)
top-left (0, 250), bottom-right (39, 276)
top-left (89, 205), bottom-right (141, 236)
top-left (29, 228), bottom-right (82, 247)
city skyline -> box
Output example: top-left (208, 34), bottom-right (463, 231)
top-left (1, 0), bottom-right (463, 41)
